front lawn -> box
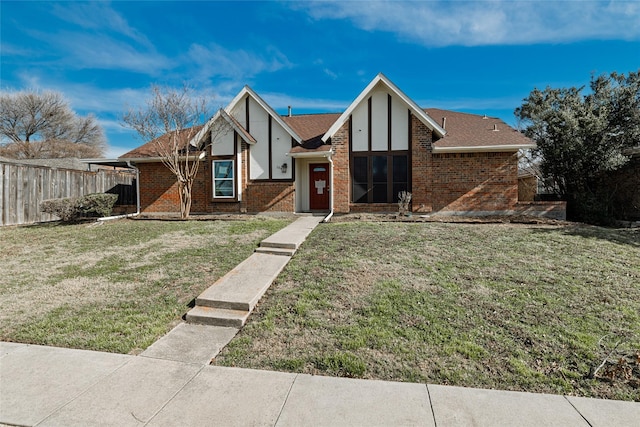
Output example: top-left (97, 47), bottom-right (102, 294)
top-left (0, 217), bottom-right (291, 354)
top-left (216, 222), bottom-right (640, 401)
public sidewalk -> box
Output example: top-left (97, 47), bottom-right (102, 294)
top-left (1, 342), bottom-right (639, 426)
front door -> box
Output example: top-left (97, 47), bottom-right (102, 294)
top-left (309, 163), bottom-right (330, 210)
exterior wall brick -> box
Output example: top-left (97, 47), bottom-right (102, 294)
top-left (430, 152), bottom-right (519, 212)
top-left (331, 121), bottom-right (351, 213)
top-left (137, 162), bottom-right (180, 213)
top-left (411, 116), bottom-right (433, 213)
top-left (245, 181), bottom-right (294, 212)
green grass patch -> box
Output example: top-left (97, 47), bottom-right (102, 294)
top-left (0, 217), bottom-right (291, 354)
top-left (216, 222), bottom-right (640, 400)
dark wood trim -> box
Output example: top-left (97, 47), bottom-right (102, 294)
top-left (291, 137), bottom-right (296, 180)
top-left (268, 115), bottom-right (273, 180)
top-left (387, 94), bottom-right (392, 152)
top-left (245, 96), bottom-right (250, 132)
top-left (367, 96), bottom-right (372, 152)
top-left (408, 110), bottom-right (412, 192)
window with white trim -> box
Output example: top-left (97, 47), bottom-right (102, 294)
top-left (213, 160), bottom-right (235, 198)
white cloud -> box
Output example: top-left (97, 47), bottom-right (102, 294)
top-left (295, 0), bottom-right (640, 47)
top-left (260, 92), bottom-right (348, 113)
top-left (50, 2), bottom-right (154, 49)
top-left (186, 43), bottom-right (294, 83)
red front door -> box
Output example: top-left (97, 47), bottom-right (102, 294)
top-left (309, 163), bottom-right (330, 210)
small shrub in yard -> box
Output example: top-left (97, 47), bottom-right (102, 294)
top-left (40, 193), bottom-right (118, 222)
top-left (77, 193), bottom-right (119, 218)
top-left (40, 198), bottom-right (78, 221)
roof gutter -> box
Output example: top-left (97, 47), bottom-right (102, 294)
top-left (432, 144), bottom-right (536, 153)
top-left (288, 150), bottom-right (334, 159)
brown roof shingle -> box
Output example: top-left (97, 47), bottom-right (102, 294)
top-left (282, 113), bottom-right (341, 141)
top-left (425, 109), bottom-right (532, 149)
top-left (120, 126), bottom-right (204, 159)
top-left (121, 109), bottom-right (532, 159)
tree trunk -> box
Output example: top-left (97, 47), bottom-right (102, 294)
top-left (179, 180), bottom-right (193, 219)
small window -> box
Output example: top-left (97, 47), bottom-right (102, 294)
top-left (213, 160), bottom-right (234, 198)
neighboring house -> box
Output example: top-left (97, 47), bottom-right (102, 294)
top-left (120, 73), bottom-right (551, 217)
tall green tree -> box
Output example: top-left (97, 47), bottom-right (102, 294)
top-left (515, 70), bottom-right (640, 222)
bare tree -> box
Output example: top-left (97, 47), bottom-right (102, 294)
top-left (0, 90), bottom-right (105, 159)
top-left (122, 84), bottom-right (231, 219)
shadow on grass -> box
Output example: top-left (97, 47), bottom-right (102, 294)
top-left (531, 224), bottom-right (640, 247)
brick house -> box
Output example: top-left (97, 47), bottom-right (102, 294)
top-left (121, 73), bottom-right (556, 217)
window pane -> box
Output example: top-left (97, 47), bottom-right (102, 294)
top-left (353, 157), bottom-right (368, 183)
top-left (372, 156), bottom-right (387, 182)
top-left (215, 179), bottom-right (234, 197)
top-left (372, 183), bottom-right (387, 203)
top-left (213, 160), bottom-right (234, 198)
top-left (352, 182), bottom-right (368, 203)
top-left (214, 161), bottom-right (233, 179)
top-left (393, 156), bottom-right (408, 183)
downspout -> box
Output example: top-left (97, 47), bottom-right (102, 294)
top-left (324, 155), bottom-right (334, 223)
top-left (127, 161), bottom-right (141, 216)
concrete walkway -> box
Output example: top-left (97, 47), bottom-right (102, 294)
top-left (2, 342), bottom-right (639, 426)
top-left (139, 215), bottom-right (324, 366)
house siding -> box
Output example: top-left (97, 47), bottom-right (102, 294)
top-left (138, 133), bottom-right (520, 216)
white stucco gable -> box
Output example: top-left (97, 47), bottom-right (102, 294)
top-left (190, 108), bottom-right (256, 148)
top-left (321, 73), bottom-right (446, 143)
top-left (225, 85), bottom-right (303, 144)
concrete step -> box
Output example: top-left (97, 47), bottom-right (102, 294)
top-left (259, 216), bottom-right (323, 251)
top-left (254, 247), bottom-right (296, 256)
top-left (259, 241), bottom-right (297, 250)
top-left (185, 306), bottom-right (250, 328)
top-left (195, 253), bottom-right (290, 312)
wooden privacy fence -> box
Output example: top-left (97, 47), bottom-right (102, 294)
top-left (1, 161), bottom-right (137, 226)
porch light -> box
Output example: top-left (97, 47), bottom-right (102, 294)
top-left (280, 163), bottom-right (288, 173)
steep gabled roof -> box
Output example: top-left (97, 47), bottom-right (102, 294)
top-left (321, 73), bottom-right (446, 143)
top-left (191, 108), bottom-right (256, 148)
top-left (426, 109), bottom-right (535, 152)
top-left (227, 85), bottom-right (303, 144)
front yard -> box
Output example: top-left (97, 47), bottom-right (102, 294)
top-left (1, 218), bottom-right (638, 400)
top-left (215, 221), bottom-right (640, 401)
top-left (0, 217), bottom-right (291, 354)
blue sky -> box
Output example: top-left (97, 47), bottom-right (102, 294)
top-left (2, 0), bottom-right (639, 158)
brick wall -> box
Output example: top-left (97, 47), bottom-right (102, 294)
top-left (331, 122), bottom-right (351, 213)
top-left (430, 152), bottom-right (518, 212)
top-left (411, 117), bottom-right (433, 213)
top-left (245, 181), bottom-right (294, 212)
top-left (138, 162), bottom-right (180, 213)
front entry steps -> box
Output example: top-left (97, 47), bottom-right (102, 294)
top-left (186, 252), bottom-right (290, 327)
top-left (186, 306), bottom-right (250, 328)
top-left (186, 215), bottom-right (324, 328)
top-left (255, 215), bottom-right (324, 256)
